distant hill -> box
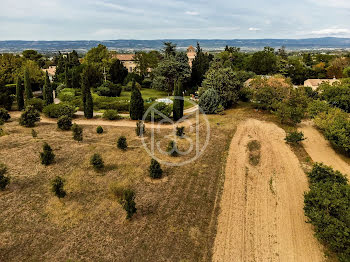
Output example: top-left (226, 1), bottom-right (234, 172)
top-left (1, 37), bottom-right (350, 53)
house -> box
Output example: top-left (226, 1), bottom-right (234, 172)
top-left (187, 45), bottom-right (196, 67)
top-left (42, 66), bottom-right (56, 81)
top-left (112, 54), bottom-right (136, 73)
top-left (304, 79), bottom-right (340, 90)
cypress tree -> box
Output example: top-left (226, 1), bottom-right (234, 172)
top-left (65, 65), bottom-right (72, 89)
top-left (84, 88), bottom-right (93, 118)
top-left (191, 42), bottom-right (210, 87)
top-left (81, 65), bottom-right (94, 119)
top-left (24, 67), bottom-right (33, 101)
top-left (43, 71), bottom-right (54, 105)
top-left (16, 76), bottom-right (24, 111)
top-left (129, 81), bottom-right (144, 120)
top-left (173, 80), bottom-right (184, 121)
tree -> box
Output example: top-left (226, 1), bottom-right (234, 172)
top-left (109, 59), bottom-right (128, 84)
top-left (167, 140), bottom-right (178, 157)
top-left (117, 136), bottom-right (127, 150)
top-left (173, 80), bottom-right (184, 121)
top-left (40, 142), bottom-right (55, 166)
top-left (43, 71), bottom-right (53, 105)
top-left (57, 115), bottom-right (72, 130)
top-left (16, 76), bottom-right (24, 110)
top-left (90, 153), bottom-right (104, 171)
top-left (96, 126), bottom-right (103, 134)
top-left (51, 176), bottom-right (66, 198)
top-left (19, 106), bottom-right (40, 127)
top-left (129, 81), bottom-right (144, 120)
top-left (163, 42), bottom-right (176, 57)
top-left (134, 51), bottom-right (161, 77)
top-left (191, 42), bottom-right (210, 87)
top-left (72, 123), bottom-right (83, 141)
top-left (121, 189), bottom-right (137, 219)
top-left (64, 65), bottom-right (72, 89)
top-left (0, 163), bottom-right (10, 191)
top-left (0, 108), bottom-right (10, 123)
top-left (85, 44), bottom-right (109, 65)
top-left (81, 65), bottom-right (98, 119)
top-left (135, 121), bottom-right (145, 137)
top-left (24, 67), bottom-right (33, 101)
top-left (199, 88), bottom-right (221, 114)
top-left (249, 47), bottom-right (278, 75)
top-left (149, 159), bottom-right (163, 179)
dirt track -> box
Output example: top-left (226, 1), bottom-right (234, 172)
top-left (299, 121), bottom-right (350, 179)
top-left (213, 119), bottom-right (324, 262)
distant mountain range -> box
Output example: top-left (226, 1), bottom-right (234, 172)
top-left (1, 37), bottom-right (350, 53)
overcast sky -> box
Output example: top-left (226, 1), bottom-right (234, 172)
top-left (0, 0), bottom-right (349, 40)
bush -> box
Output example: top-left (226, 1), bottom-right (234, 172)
top-left (176, 126), bottom-right (185, 137)
top-left (144, 102), bottom-right (172, 121)
top-left (199, 88), bottom-right (221, 114)
top-left (117, 136), bottom-right (127, 150)
top-left (19, 106), bottom-right (40, 127)
top-left (26, 98), bottom-right (44, 112)
top-left (307, 99), bottom-right (331, 119)
top-left (149, 159), bottom-right (163, 179)
top-left (285, 131), bottom-right (305, 144)
top-left (96, 81), bottom-right (122, 97)
top-left (57, 115), bottom-right (72, 130)
top-left (319, 82), bottom-right (350, 113)
top-left (124, 81), bottom-right (142, 91)
top-left (96, 126), bottom-right (104, 134)
top-left (90, 153), bottom-right (104, 171)
top-left (93, 95), bottom-right (130, 111)
top-left (304, 163), bottom-right (350, 261)
top-left (40, 142), bottom-right (55, 166)
top-left (72, 124), bottom-right (83, 141)
top-left (31, 129), bottom-right (37, 138)
top-left (103, 109), bottom-right (122, 120)
top-left (135, 121), bottom-right (145, 137)
top-left (121, 189), bottom-right (137, 219)
top-left (167, 140), bottom-right (178, 157)
top-left (0, 163), bottom-right (10, 190)
top-left (58, 88), bottom-right (76, 102)
top-left (43, 103), bottom-right (75, 118)
top-left (0, 108), bottom-right (10, 122)
top-left (51, 176), bottom-right (66, 198)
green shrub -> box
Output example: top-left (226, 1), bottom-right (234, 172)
top-left (0, 163), bottom-right (10, 191)
top-left (43, 103), bottom-right (75, 118)
top-left (51, 176), bottom-right (66, 198)
top-left (96, 81), bottom-right (122, 97)
top-left (304, 163), bottom-right (350, 261)
top-left (57, 115), bottom-right (72, 130)
top-left (176, 126), bottom-right (185, 137)
top-left (167, 140), bottom-right (178, 157)
top-left (72, 124), bottom-right (83, 141)
top-left (93, 94), bottom-right (129, 111)
top-left (19, 106), bottom-right (40, 127)
top-left (319, 82), bottom-right (350, 113)
top-left (124, 81), bottom-right (142, 91)
top-left (96, 126), bottom-right (104, 134)
top-left (285, 131), bottom-right (305, 144)
top-left (149, 159), bottom-right (163, 179)
top-left (144, 102), bottom-right (172, 121)
top-left (58, 88), bottom-right (76, 102)
top-left (90, 153), bottom-right (104, 171)
top-left (31, 129), bottom-right (38, 138)
top-left (199, 88), bottom-right (221, 114)
top-left (0, 108), bottom-right (10, 122)
top-left (121, 188), bottom-right (137, 219)
top-left (307, 99), bottom-right (330, 118)
top-left (117, 136), bottom-right (127, 150)
top-left (40, 142), bottom-right (55, 166)
top-left (135, 121), bottom-right (145, 137)
top-left (103, 109), bottom-right (122, 120)
top-left (26, 98), bottom-right (44, 112)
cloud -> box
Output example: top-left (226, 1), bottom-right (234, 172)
top-left (249, 27), bottom-right (261, 31)
top-left (185, 11), bottom-right (199, 16)
top-left (311, 28), bottom-right (350, 36)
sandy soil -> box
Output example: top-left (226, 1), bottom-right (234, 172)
top-left (213, 119), bottom-right (324, 262)
top-left (299, 120), bottom-right (350, 179)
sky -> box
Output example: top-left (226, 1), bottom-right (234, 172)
top-left (0, 0), bottom-right (349, 40)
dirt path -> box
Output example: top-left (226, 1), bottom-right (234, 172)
top-left (213, 119), bottom-right (324, 262)
top-left (299, 121), bottom-right (350, 179)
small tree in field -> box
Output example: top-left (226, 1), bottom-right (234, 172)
top-left (31, 129), bottom-right (38, 138)
top-left (285, 131), bottom-right (305, 144)
top-left (176, 126), bottom-right (185, 137)
top-left (135, 121), bottom-right (145, 137)
top-left (149, 159), bottom-right (163, 179)
top-left (167, 140), bottom-right (178, 157)
top-left (117, 136), bottom-right (127, 150)
top-left (16, 76), bottom-right (24, 110)
top-left (90, 153), bottom-right (104, 171)
top-left (72, 124), bottom-right (83, 141)
top-left (51, 176), bottom-right (66, 198)
top-left (0, 163), bottom-right (10, 191)
top-left (96, 126), bottom-right (104, 134)
top-left (121, 189), bottom-right (137, 220)
top-left (40, 142), bottom-right (55, 166)
top-left (19, 106), bottom-right (40, 127)
top-left (129, 80), bottom-right (144, 120)
top-left (57, 115), bottom-right (72, 130)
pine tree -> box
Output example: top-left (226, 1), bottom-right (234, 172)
top-left (24, 67), bottom-right (33, 101)
top-left (72, 124), bottom-right (83, 141)
top-left (173, 80), bottom-right (184, 121)
top-left (121, 189), bottom-right (137, 219)
top-left (43, 71), bottom-right (54, 105)
top-left (81, 65), bottom-right (95, 119)
top-left (40, 142), bottom-right (55, 166)
top-left (65, 65), bottom-right (72, 89)
top-left (51, 176), bottom-right (66, 198)
top-left (191, 42), bottom-right (210, 87)
top-left (149, 159), bottom-right (163, 179)
top-left (129, 81), bottom-right (144, 120)
top-left (16, 76), bottom-right (24, 110)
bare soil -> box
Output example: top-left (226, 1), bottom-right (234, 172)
top-left (213, 119), bottom-right (324, 262)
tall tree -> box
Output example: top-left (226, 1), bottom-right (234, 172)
top-left (109, 59), bottom-right (128, 84)
top-left (129, 81), bottom-right (144, 120)
top-left (249, 47), bottom-right (278, 75)
top-left (81, 65), bottom-right (98, 119)
top-left (163, 42), bottom-right (176, 57)
top-left (24, 67), bottom-right (33, 101)
top-left (173, 80), bottom-right (184, 121)
top-left (64, 65), bottom-right (72, 89)
top-left (191, 42), bottom-right (210, 87)
top-left (43, 71), bottom-right (54, 105)
top-left (16, 76), bottom-right (24, 111)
